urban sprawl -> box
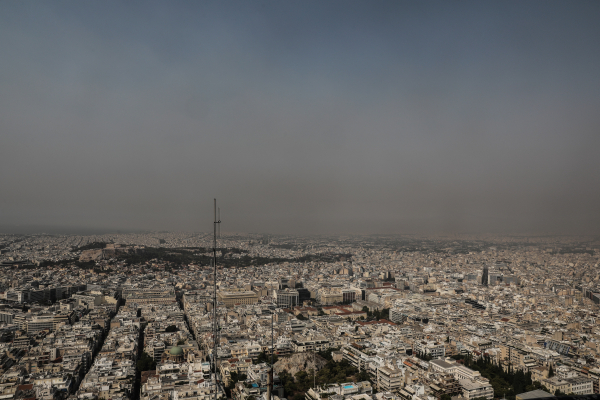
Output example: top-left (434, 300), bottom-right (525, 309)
top-left (0, 232), bottom-right (599, 400)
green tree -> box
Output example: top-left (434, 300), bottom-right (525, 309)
top-left (295, 370), bottom-right (309, 387)
top-left (355, 370), bottom-right (370, 382)
top-left (229, 371), bottom-right (246, 385)
top-left (165, 325), bottom-right (178, 332)
top-left (255, 350), bottom-right (278, 365)
top-left (137, 351), bottom-right (156, 372)
top-left (318, 347), bottom-right (340, 361)
top-left (380, 308), bottom-right (390, 320)
top-left (548, 365), bottom-right (554, 378)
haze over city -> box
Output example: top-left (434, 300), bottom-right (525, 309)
top-left (3, 4), bottom-right (600, 400)
top-left (1, 1), bottom-right (600, 235)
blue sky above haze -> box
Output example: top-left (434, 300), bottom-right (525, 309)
top-left (1, 1), bottom-right (599, 235)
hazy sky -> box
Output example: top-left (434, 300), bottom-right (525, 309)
top-left (1, 1), bottom-right (599, 235)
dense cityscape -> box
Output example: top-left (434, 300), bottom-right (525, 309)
top-left (3, 1), bottom-right (600, 400)
top-left (0, 231), bottom-right (599, 400)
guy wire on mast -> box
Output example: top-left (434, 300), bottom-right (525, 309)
top-left (213, 199), bottom-right (221, 400)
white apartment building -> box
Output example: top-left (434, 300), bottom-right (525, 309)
top-left (414, 341), bottom-right (445, 359)
top-left (459, 378), bottom-right (494, 400)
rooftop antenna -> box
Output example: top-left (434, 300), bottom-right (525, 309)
top-left (213, 199), bottom-right (221, 400)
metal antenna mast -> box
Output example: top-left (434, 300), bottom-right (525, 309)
top-left (268, 263), bottom-right (274, 400)
top-left (213, 199), bottom-right (221, 400)
top-left (313, 346), bottom-right (316, 389)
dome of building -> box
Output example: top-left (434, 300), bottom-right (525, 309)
top-left (169, 346), bottom-right (183, 356)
